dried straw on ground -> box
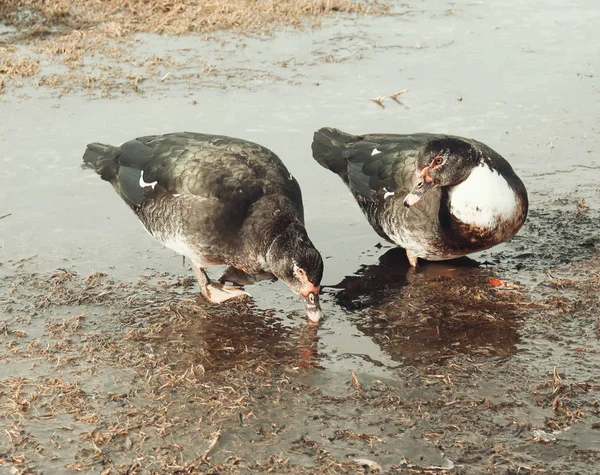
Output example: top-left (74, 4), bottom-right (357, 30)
top-left (0, 0), bottom-right (388, 95)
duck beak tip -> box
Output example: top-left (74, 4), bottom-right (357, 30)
top-left (301, 291), bottom-right (323, 323)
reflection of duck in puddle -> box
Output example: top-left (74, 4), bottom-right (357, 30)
top-left (138, 298), bottom-right (321, 375)
top-left (329, 248), bottom-right (524, 365)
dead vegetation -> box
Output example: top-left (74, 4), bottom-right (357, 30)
top-left (370, 88), bottom-right (409, 107)
top-left (0, 0), bottom-right (389, 96)
top-left (1, 0), bottom-right (387, 37)
top-left (0, 56), bottom-right (40, 77)
top-left (0, 269), bottom-right (327, 472)
top-left (0, 255), bottom-right (599, 473)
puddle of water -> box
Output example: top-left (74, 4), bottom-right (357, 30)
top-left (1, 0), bottom-right (600, 472)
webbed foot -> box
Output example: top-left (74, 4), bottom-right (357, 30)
top-left (202, 282), bottom-right (249, 304)
top-left (192, 263), bottom-right (250, 303)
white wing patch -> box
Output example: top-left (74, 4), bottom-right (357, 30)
top-left (139, 170), bottom-right (158, 189)
top-left (288, 172), bottom-right (294, 181)
top-left (371, 148), bottom-right (382, 156)
top-left (383, 187), bottom-right (395, 199)
top-left (448, 163), bottom-right (518, 229)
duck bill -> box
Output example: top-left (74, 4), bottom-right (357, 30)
top-left (404, 181), bottom-right (435, 207)
top-left (404, 167), bottom-right (435, 207)
top-left (301, 291), bottom-right (323, 323)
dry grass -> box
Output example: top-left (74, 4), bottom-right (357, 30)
top-left (0, 56), bottom-right (40, 77)
top-left (0, 269), bottom-right (327, 472)
top-left (1, 0), bottom-right (387, 36)
top-left (1, 257), bottom-right (600, 473)
top-left (0, 0), bottom-right (389, 96)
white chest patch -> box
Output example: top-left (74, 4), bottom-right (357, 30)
top-left (448, 164), bottom-right (518, 229)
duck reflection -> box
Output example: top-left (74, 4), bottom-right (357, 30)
top-left (137, 298), bottom-right (321, 375)
top-left (329, 248), bottom-right (522, 365)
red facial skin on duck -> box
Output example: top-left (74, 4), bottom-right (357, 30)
top-left (294, 267), bottom-right (323, 323)
top-left (294, 267), bottom-right (317, 294)
top-left (420, 154), bottom-right (444, 182)
top-left (420, 166), bottom-right (434, 183)
top-left (295, 267), bottom-right (320, 296)
top-left (299, 283), bottom-right (320, 297)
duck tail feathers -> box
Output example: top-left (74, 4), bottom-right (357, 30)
top-left (82, 143), bottom-right (120, 182)
top-left (311, 127), bottom-right (357, 175)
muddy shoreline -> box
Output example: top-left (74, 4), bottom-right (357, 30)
top-left (2, 0), bottom-right (600, 473)
top-left (1, 208), bottom-right (598, 473)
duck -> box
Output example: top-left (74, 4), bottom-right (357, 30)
top-left (83, 131), bottom-right (324, 322)
top-left (312, 127), bottom-right (528, 266)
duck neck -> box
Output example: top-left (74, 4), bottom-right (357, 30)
top-left (265, 218), bottom-right (317, 282)
top-left (241, 196), bottom-right (305, 263)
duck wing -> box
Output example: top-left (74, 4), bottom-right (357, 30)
top-left (312, 128), bottom-right (442, 203)
top-left (84, 132), bottom-right (303, 215)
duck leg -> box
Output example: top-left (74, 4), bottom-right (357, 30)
top-left (191, 262), bottom-right (249, 303)
top-left (218, 265), bottom-right (276, 286)
top-left (218, 266), bottom-right (255, 286)
top-left (406, 250), bottom-right (419, 267)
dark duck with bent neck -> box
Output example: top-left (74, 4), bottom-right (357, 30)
top-left (312, 128), bottom-right (528, 266)
top-left (83, 131), bottom-right (324, 322)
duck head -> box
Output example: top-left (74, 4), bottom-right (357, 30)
top-left (404, 138), bottom-right (479, 207)
top-left (267, 223), bottom-right (324, 323)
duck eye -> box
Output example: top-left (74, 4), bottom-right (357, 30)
top-left (433, 156), bottom-right (444, 166)
top-left (294, 267), bottom-right (307, 280)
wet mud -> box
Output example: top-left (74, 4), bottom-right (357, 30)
top-left (1, 207), bottom-right (598, 474)
top-left (2, 0), bottom-right (600, 474)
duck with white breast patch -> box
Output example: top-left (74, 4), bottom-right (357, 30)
top-left (312, 128), bottom-right (528, 266)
